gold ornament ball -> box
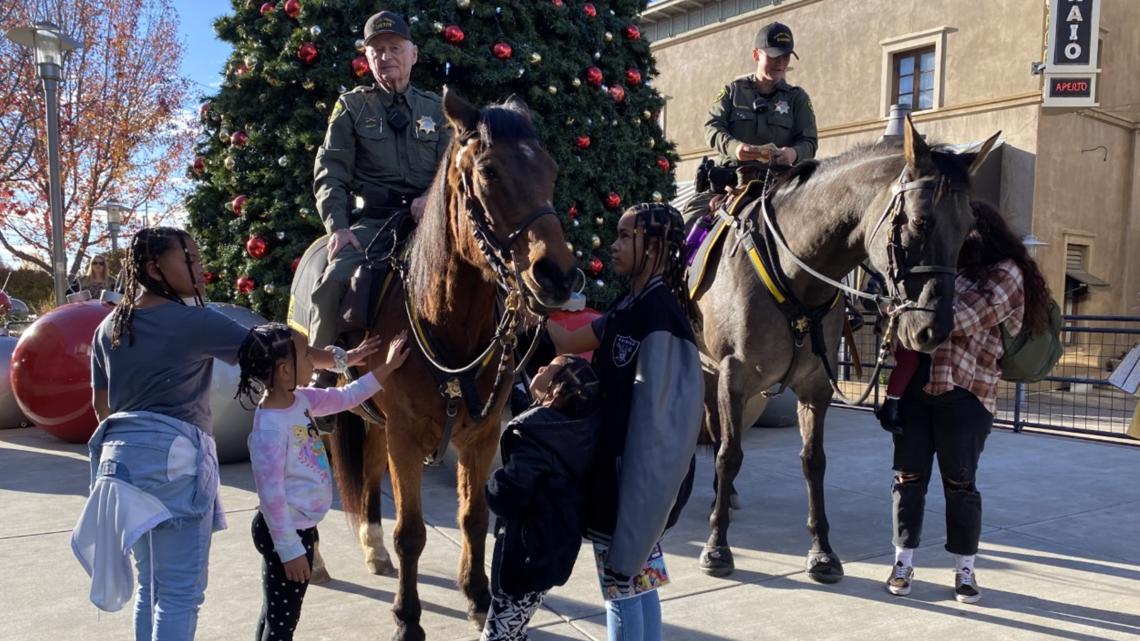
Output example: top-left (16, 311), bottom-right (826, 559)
top-left (547, 85), bottom-right (558, 95)
top-left (300, 207), bottom-right (313, 218)
top-left (218, 128), bottom-right (230, 142)
top-left (642, 110), bottom-right (652, 120)
top-left (432, 21), bottom-right (444, 33)
top-left (263, 283), bottom-right (276, 294)
top-left (652, 191), bottom-right (664, 203)
top-left (594, 216), bottom-right (604, 225)
top-left (571, 78), bottom-right (582, 88)
top-left (224, 156), bottom-right (236, 170)
top-left (457, 0), bottom-right (471, 8)
top-left (302, 79), bottom-right (316, 91)
top-left (566, 242), bottom-right (574, 252)
top-left (315, 101), bottom-right (327, 111)
top-left (530, 52), bottom-right (542, 65)
top-left (647, 138), bottom-right (656, 149)
top-left (355, 38), bottom-right (365, 51)
top-left (604, 31), bottom-right (613, 42)
top-left (591, 235), bottom-right (602, 248)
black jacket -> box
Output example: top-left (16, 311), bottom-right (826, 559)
top-left (486, 406), bottom-right (600, 597)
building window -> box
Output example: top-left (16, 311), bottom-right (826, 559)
top-left (892, 47), bottom-right (936, 111)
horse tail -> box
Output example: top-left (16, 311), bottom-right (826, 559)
top-left (329, 413), bottom-right (368, 527)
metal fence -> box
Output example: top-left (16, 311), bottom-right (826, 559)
top-left (834, 315), bottom-right (1140, 442)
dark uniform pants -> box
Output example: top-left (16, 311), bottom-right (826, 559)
top-left (681, 191), bottom-right (717, 227)
top-left (309, 217), bottom-right (386, 349)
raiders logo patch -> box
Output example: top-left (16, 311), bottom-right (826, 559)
top-left (612, 335), bottom-right (641, 367)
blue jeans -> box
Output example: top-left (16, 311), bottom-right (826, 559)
top-left (606, 590), bottom-right (662, 641)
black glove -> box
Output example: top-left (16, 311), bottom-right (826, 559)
top-left (876, 398), bottom-right (903, 435)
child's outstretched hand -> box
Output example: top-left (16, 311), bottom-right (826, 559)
top-left (347, 335), bottom-right (385, 367)
top-left (372, 331), bottom-right (410, 383)
top-left (283, 555), bottom-right (311, 583)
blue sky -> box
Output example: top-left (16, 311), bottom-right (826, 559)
top-left (174, 0), bottom-right (234, 96)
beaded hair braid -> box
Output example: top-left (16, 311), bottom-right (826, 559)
top-left (110, 227), bottom-right (202, 348)
top-left (547, 355), bottom-right (601, 419)
top-left (235, 323), bottom-right (297, 409)
top-left (627, 202), bottom-right (697, 322)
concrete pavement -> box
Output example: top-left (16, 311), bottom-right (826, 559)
top-left (3, 408), bottom-right (1138, 640)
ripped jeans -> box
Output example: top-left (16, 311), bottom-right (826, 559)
top-left (891, 385), bottom-right (992, 555)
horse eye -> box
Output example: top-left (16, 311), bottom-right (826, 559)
top-left (479, 165), bottom-right (498, 180)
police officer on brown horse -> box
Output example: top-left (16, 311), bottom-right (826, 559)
top-left (684, 22), bottom-right (818, 223)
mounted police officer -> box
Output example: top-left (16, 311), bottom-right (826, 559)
top-left (683, 22), bottom-right (818, 223)
top-left (310, 10), bottom-right (450, 350)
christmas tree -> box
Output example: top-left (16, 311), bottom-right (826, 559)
top-left (187, 0), bottom-right (677, 319)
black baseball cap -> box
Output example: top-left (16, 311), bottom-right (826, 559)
top-left (754, 22), bottom-right (797, 59)
top-left (364, 11), bottom-right (411, 44)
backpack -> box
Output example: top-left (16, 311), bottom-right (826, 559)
top-left (998, 298), bottom-right (1063, 383)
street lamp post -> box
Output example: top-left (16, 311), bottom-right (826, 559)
top-left (5, 22), bottom-right (81, 307)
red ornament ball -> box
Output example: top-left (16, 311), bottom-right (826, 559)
top-left (583, 2), bottom-right (597, 19)
top-left (236, 276), bottom-right (257, 294)
top-left (198, 102), bottom-right (211, 121)
top-left (625, 68), bottom-right (642, 86)
top-left (298, 41), bottom-right (318, 64)
top-left (11, 301), bottom-right (113, 443)
top-left (585, 66), bottom-right (603, 87)
top-left (552, 0), bottom-right (563, 6)
top-left (656, 156), bottom-right (671, 172)
top-left (443, 25), bottom-right (465, 44)
top-left (587, 256), bottom-right (604, 277)
top-left (203, 270), bottom-right (218, 284)
top-left (229, 130), bottom-right (248, 147)
top-left (283, 0), bottom-right (301, 19)
top-left (608, 85), bottom-right (626, 103)
top-left (290, 256), bottom-right (302, 272)
top-left (604, 192), bottom-right (622, 210)
top-left (259, 2), bottom-right (276, 16)
top-left (245, 235), bottom-right (268, 259)
top-left (492, 41), bottom-right (513, 60)
top-left (574, 135), bottom-right (591, 150)
top-left (192, 156), bottom-right (205, 174)
top-left (568, 203), bottom-right (580, 219)
top-left (351, 55), bottom-right (369, 77)
top-left (230, 194), bottom-right (248, 216)
top-left (623, 24), bottom-right (641, 41)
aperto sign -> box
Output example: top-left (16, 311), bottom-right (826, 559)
top-left (1043, 0), bottom-right (1100, 108)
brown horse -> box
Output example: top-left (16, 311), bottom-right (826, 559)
top-left (692, 118), bottom-right (998, 581)
top-left (324, 90), bottom-right (576, 640)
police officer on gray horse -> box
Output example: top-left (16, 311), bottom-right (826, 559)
top-left (310, 10), bottom-right (450, 352)
top-left (684, 22), bottom-right (818, 223)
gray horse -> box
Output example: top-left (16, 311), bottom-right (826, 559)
top-left (692, 117), bottom-right (999, 581)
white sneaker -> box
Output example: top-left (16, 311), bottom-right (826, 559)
top-left (886, 562), bottom-right (913, 596)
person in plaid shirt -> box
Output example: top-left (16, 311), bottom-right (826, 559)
top-left (885, 202), bottom-right (1055, 604)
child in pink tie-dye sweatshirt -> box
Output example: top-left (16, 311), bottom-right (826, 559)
top-left (236, 323), bottom-right (408, 641)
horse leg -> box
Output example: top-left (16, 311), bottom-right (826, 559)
top-left (700, 359), bottom-right (747, 577)
top-left (455, 430), bottom-right (496, 630)
top-left (311, 540), bottom-right (330, 584)
top-left (388, 435), bottom-right (427, 641)
top-left (796, 378), bottom-right (844, 584)
top-left (360, 424), bottom-right (396, 576)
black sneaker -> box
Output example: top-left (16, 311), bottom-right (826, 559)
top-left (954, 568), bottom-right (981, 604)
top-left (886, 562), bottom-right (913, 596)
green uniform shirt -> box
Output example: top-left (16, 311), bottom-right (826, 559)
top-left (313, 84), bottom-right (451, 233)
top-left (704, 75), bottom-right (818, 168)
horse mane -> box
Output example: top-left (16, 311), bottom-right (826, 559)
top-left (408, 100), bottom-right (541, 323)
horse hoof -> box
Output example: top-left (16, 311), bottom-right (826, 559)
top-left (699, 546), bottom-right (735, 577)
top-left (367, 556), bottom-right (398, 577)
top-left (806, 551), bottom-right (844, 584)
top-left (390, 622), bottom-right (425, 641)
top-left (310, 564), bottom-right (331, 585)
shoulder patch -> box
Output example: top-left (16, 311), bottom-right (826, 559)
top-left (328, 100), bottom-right (345, 124)
top-left (715, 86), bottom-right (728, 102)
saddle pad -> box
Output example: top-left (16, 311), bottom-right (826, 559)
top-left (287, 236), bottom-right (330, 338)
top-left (685, 213), bottom-right (731, 300)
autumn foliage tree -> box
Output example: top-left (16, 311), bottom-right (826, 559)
top-left (0, 0), bottom-right (194, 279)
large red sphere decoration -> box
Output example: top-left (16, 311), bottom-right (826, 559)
top-left (583, 2), bottom-right (597, 19)
top-left (656, 156), bottom-right (671, 172)
top-left (443, 25), bottom-right (465, 44)
top-left (11, 301), bottom-right (113, 443)
top-left (259, 2), bottom-right (276, 16)
top-left (623, 24), bottom-right (641, 41)
top-left (231, 194), bottom-right (248, 216)
top-left (0, 291), bottom-right (10, 316)
top-left (608, 85), bottom-right (626, 103)
top-left (290, 256), bottom-right (302, 272)
top-left (245, 235), bottom-right (269, 259)
top-left (298, 41), bottom-right (318, 64)
top-left (587, 256), bottom-right (604, 277)
top-left (491, 41), bottom-right (513, 60)
top-left (625, 68), bottom-right (642, 86)
top-left (585, 66), bottom-right (603, 87)
top-left (604, 192), bottom-right (622, 210)
top-left (192, 156), bottom-right (205, 174)
top-left (574, 135), bottom-right (591, 150)
top-left (283, 0), bottom-right (301, 19)
top-left (351, 55), bottom-right (369, 77)
top-left (229, 130), bottom-right (248, 147)
top-left (548, 308), bottom-right (602, 359)
top-left (236, 276), bottom-right (257, 294)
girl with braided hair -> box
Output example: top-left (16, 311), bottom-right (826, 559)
top-left (547, 203), bottom-right (703, 641)
top-left (239, 324), bottom-right (407, 641)
top-left (83, 227), bottom-right (381, 640)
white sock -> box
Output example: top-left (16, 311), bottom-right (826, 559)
top-left (895, 546), bottom-right (914, 567)
top-left (956, 554), bottom-right (975, 574)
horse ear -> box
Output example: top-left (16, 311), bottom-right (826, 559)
top-left (903, 114), bottom-right (930, 169)
top-left (961, 131), bottom-right (1002, 175)
top-left (503, 94), bottom-right (533, 121)
top-left (443, 85), bottom-right (479, 134)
